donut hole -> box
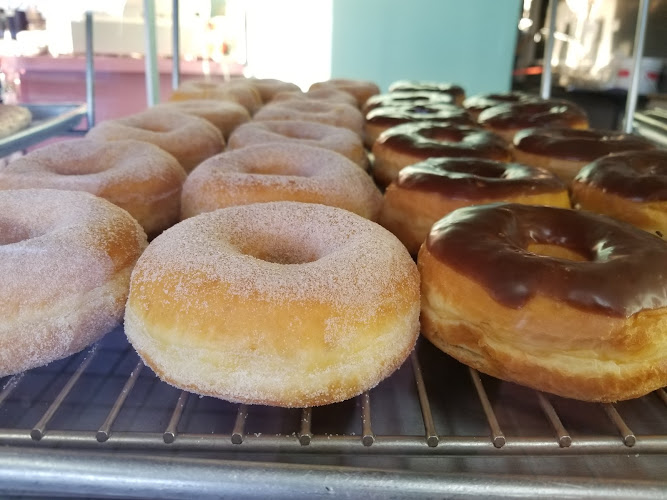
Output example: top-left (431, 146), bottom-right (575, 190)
top-left (136, 121), bottom-right (174, 133)
top-left (237, 233), bottom-right (321, 264)
top-left (526, 243), bottom-right (588, 262)
top-left (46, 159), bottom-right (111, 175)
top-left (0, 219), bottom-right (33, 244)
top-left (244, 161), bottom-right (312, 177)
top-left (420, 127), bottom-right (464, 142)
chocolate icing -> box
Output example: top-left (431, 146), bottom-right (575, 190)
top-left (376, 122), bottom-right (510, 161)
top-left (478, 100), bottom-right (588, 130)
top-left (388, 80), bottom-right (465, 100)
top-left (514, 128), bottom-right (655, 162)
top-left (463, 92), bottom-right (538, 113)
top-left (397, 158), bottom-right (566, 199)
top-left (426, 203), bottom-right (667, 317)
top-left (363, 92), bottom-right (456, 113)
top-left (574, 150), bottom-right (667, 202)
top-left (366, 104), bottom-right (474, 128)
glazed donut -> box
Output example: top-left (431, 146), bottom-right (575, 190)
top-left (478, 99), bottom-right (589, 142)
top-left (418, 203), bottom-right (667, 402)
top-left (362, 91), bottom-right (456, 115)
top-left (169, 78), bottom-right (263, 114)
top-left (228, 120), bottom-right (369, 170)
top-left (364, 103), bottom-right (475, 148)
top-left (462, 91), bottom-right (538, 121)
top-left (512, 128), bottom-right (655, 183)
top-left (572, 150), bottom-right (667, 238)
top-left (86, 109), bottom-right (224, 173)
top-left (246, 78), bottom-right (300, 103)
top-left (381, 158), bottom-right (569, 255)
top-left (153, 99), bottom-right (250, 140)
top-left (181, 143), bottom-right (382, 220)
top-left (271, 88), bottom-right (359, 108)
top-left (253, 99), bottom-right (364, 136)
top-left (0, 139), bottom-right (187, 237)
top-left (388, 80), bottom-right (466, 106)
top-left (309, 78), bottom-right (381, 108)
top-left (125, 201), bottom-right (420, 407)
top-left (371, 122), bottom-right (510, 188)
top-left (0, 189), bottom-right (147, 377)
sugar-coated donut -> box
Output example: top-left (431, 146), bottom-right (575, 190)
top-left (371, 122), bottom-right (510, 188)
top-left (572, 150), bottom-right (667, 238)
top-left (381, 158), bottom-right (570, 255)
top-left (512, 127), bottom-right (655, 183)
top-left (309, 78), bottom-right (381, 108)
top-left (246, 77), bottom-right (301, 103)
top-left (228, 119), bottom-right (368, 169)
top-left (271, 88), bottom-right (359, 108)
top-left (462, 91), bottom-right (538, 121)
top-left (418, 203), bottom-right (667, 402)
top-left (478, 99), bottom-right (589, 142)
top-left (125, 201), bottom-right (420, 407)
top-left (169, 78), bottom-right (263, 114)
top-left (364, 103), bottom-right (475, 148)
top-left (0, 104), bottom-right (32, 138)
top-left (86, 109), bottom-right (224, 173)
top-left (181, 143), bottom-right (382, 220)
top-left (253, 99), bottom-right (364, 136)
top-left (0, 189), bottom-right (147, 376)
top-left (388, 80), bottom-right (465, 106)
top-left (153, 99), bottom-right (251, 139)
top-left (0, 139), bottom-right (187, 237)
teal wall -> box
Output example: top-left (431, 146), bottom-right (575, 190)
top-left (331, 0), bottom-right (521, 96)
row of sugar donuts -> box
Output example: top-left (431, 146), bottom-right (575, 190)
top-left (0, 76), bottom-right (419, 406)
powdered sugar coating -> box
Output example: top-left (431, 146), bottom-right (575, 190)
top-left (86, 109), bottom-right (224, 172)
top-left (309, 79), bottom-right (381, 108)
top-left (253, 99), bottom-right (364, 137)
top-left (170, 78), bottom-right (263, 114)
top-left (227, 119), bottom-right (368, 169)
top-left (181, 142), bottom-right (381, 220)
top-left (125, 201), bottom-right (420, 406)
top-left (270, 88), bottom-right (359, 107)
top-left (0, 189), bottom-right (147, 376)
top-left (153, 99), bottom-right (251, 139)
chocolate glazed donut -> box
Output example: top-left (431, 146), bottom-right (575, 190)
top-left (418, 203), bottom-right (667, 402)
top-left (572, 150), bottom-right (667, 238)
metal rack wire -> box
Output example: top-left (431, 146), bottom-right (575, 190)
top-left (0, 328), bottom-right (665, 457)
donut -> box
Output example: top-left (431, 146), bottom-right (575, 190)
top-left (388, 80), bottom-right (466, 106)
top-left (271, 88), bottom-right (359, 108)
top-left (572, 150), bottom-right (667, 238)
top-left (0, 139), bottom-right (187, 237)
top-left (309, 78), bottom-right (381, 108)
top-left (246, 77), bottom-right (301, 103)
top-left (153, 99), bottom-right (251, 140)
top-left (169, 78), bottom-right (263, 114)
top-left (418, 202), bottom-right (667, 402)
top-left (228, 119), bottom-right (369, 170)
top-left (380, 158), bottom-right (570, 255)
top-left (478, 99), bottom-right (589, 142)
top-left (512, 128), bottom-right (656, 183)
top-left (462, 91), bottom-right (538, 121)
top-left (364, 103), bottom-right (475, 148)
top-left (0, 104), bottom-right (32, 139)
top-left (371, 122), bottom-right (510, 188)
top-left (181, 143), bottom-right (382, 220)
top-left (0, 189), bottom-right (147, 377)
top-left (253, 99), bottom-right (364, 136)
top-left (86, 109), bottom-right (224, 173)
top-left (362, 91), bottom-right (457, 115)
top-left (125, 201), bottom-right (420, 407)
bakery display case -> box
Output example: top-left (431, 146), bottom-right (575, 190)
top-left (0, 1), bottom-right (665, 498)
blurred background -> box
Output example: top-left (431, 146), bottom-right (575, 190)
top-left (0, 0), bottom-right (664, 127)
